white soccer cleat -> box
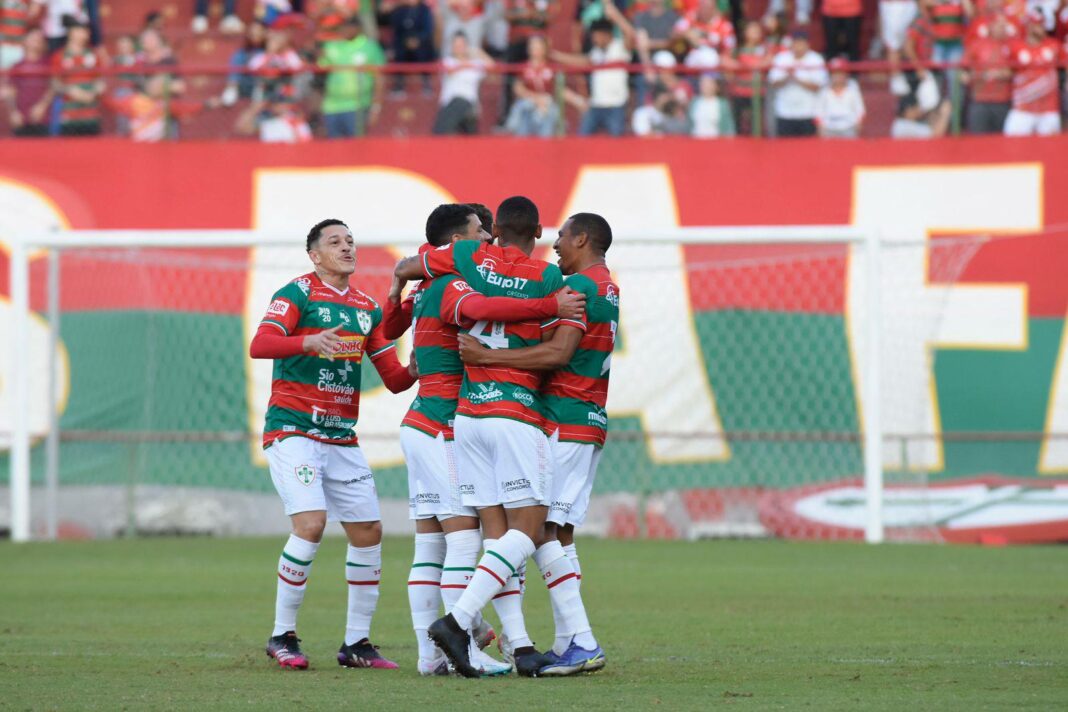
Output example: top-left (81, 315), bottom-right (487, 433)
top-left (469, 640), bottom-right (513, 676)
top-left (497, 633), bottom-right (515, 666)
top-left (417, 653), bottom-right (450, 676)
top-left (473, 619), bottom-right (496, 650)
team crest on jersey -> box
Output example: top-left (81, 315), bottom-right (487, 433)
top-left (356, 311), bottom-right (372, 334)
top-left (605, 284), bottom-right (619, 307)
top-left (295, 464), bottom-right (316, 486)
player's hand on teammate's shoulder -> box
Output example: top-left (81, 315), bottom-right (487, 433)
top-left (555, 287), bottom-right (586, 320)
top-left (388, 274), bottom-right (405, 305)
top-left (303, 324), bottom-right (343, 359)
top-left (457, 334), bottom-right (489, 365)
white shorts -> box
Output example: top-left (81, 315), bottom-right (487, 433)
top-left (265, 436), bottom-right (380, 522)
top-left (879, 1), bottom-right (918, 52)
top-left (1003, 110), bottom-right (1061, 137)
top-left (453, 414), bottom-right (552, 508)
top-left (400, 426), bottom-right (477, 520)
top-left (547, 430), bottom-right (603, 527)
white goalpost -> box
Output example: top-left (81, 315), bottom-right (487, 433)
top-left (6, 225), bottom-right (888, 543)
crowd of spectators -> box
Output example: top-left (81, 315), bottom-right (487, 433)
top-left (1, 0), bottom-right (1067, 140)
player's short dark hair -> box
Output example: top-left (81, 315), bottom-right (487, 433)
top-left (589, 19), bottom-right (614, 34)
top-left (306, 218), bottom-right (348, 251)
top-left (465, 203), bottom-right (493, 234)
top-left (568, 212), bottom-right (613, 254)
top-left (426, 204), bottom-right (476, 247)
top-left (495, 196), bottom-right (540, 240)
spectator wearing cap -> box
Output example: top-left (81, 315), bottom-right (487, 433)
top-left (433, 32), bottom-right (494, 134)
top-left (504, 34), bottom-right (558, 137)
top-left (961, 11), bottom-right (1011, 133)
top-left (4, 27), bottom-right (53, 135)
top-left (1003, 11), bottom-right (1061, 136)
top-left (768, 29), bottom-right (827, 137)
top-left (552, 6), bottom-right (633, 137)
top-left (822, 0), bottom-right (864, 61)
top-left (1, 0), bottom-right (44, 70)
top-left (645, 49), bottom-right (693, 106)
top-left (192, 0), bottom-right (243, 34)
top-left (690, 74), bottom-right (735, 137)
top-left (319, 17), bottom-right (384, 138)
top-left (50, 18), bottom-right (103, 135)
top-left (389, 0), bottom-right (435, 96)
top-left (815, 57), bottom-right (865, 137)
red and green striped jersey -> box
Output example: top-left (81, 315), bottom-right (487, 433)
top-left (259, 272), bottom-right (396, 448)
top-left (421, 239), bottom-right (564, 427)
top-left (402, 275), bottom-right (482, 440)
top-left (52, 48), bottom-right (102, 127)
top-left (1, 0), bottom-right (34, 42)
top-left (931, 2), bottom-right (966, 44)
top-left (542, 265), bottom-right (619, 447)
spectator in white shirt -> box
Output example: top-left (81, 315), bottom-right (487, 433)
top-left (433, 32), bottom-right (493, 135)
top-left (42, 0), bottom-right (87, 53)
top-left (816, 57), bottom-right (865, 137)
top-left (891, 93), bottom-right (952, 138)
top-left (552, 5), bottom-right (633, 136)
top-left (767, 29), bottom-right (827, 137)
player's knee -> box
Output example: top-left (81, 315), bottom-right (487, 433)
top-left (558, 524), bottom-right (575, 546)
top-left (292, 514), bottom-right (327, 543)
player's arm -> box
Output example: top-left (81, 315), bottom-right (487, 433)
top-left (394, 243), bottom-right (458, 282)
top-left (443, 277), bottom-right (586, 324)
top-left (458, 324), bottom-right (584, 370)
top-left (250, 284), bottom-right (343, 359)
top-left (366, 323), bottom-right (418, 392)
top-left (381, 282), bottom-right (416, 340)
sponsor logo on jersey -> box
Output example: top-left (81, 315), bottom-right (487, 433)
top-left (476, 257), bottom-right (530, 291)
top-left (503, 478), bottom-right (532, 493)
top-left (339, 311), bottom-right (351, 326)
top-left (294, 277), bottom-right (311, 295)
top-left (605, 284), bottom-right (619, 307)
top-left (514, 388), bottom-right (535, 408)
top-left (282, 425), bottom-right (297, 432)
top-left (587, 410), bottom-right (608, 426)
top-left (356, 310), bottom-right (372, 334)
top-left (295, 464), bottom-right (316, 486)
top-left (266, 299), bottom-right (289, 317)
top-left (317, 368), bottom-right (356, 398)
top-left (331, 335), bottom-right (367, 361)
top-left (452, 280), bottom-right (471, 292)
top-left (468, 382), bottom-right (504, 403)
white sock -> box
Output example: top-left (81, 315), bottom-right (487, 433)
top-left (491, 542), bottom-right (532, 650)
top-left (563, 542), bottom-right (581, 589)
top-left (441, 528), bottom-right (481, 613)
top-left (534, 540), bottom-right (597, 652)
top-left (273, 534), bottom-right (319, 636)
top-left (408, 532), bottom-right (445, 660)
top-left (345, 543), bottom-right (382, 645)
top-left (451, 529), bottom-right (535, 632)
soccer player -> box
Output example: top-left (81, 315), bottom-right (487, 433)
top-left (393, 196), bottom-right (566, 678)
top-left (383, 203), bottom-right (586, 676)
top-left (457, 212), bottom-right (617, 676)
top-left (249, 219), bottom-right (417, 670)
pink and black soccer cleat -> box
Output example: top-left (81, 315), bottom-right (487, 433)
top-left (266, 631), bottom-right (309, 670)
top-left (337, 639), bottom-right (399, 669)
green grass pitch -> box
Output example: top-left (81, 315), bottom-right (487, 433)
top-left (5, 536), bottom-right (1067, 710)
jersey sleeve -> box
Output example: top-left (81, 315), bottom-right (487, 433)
top-left (438, 276), bottom-right (480, 327)
top-left (365, 305), bottom-right (397, 361)
top-left (421, 239), bottom-right (478, 279)
top-left (543, 273), bottom-right (592, 333)
top-left (259, 281), bottom-right (308, 335)
top-left (381, 290), bottom-right (416, 340)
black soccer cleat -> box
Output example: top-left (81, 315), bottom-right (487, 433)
top-left (337, 638), bottom-right (399, 669)
top-left (513, 646), bottom-right (556, 678)
top-left (265, 631), bottom-right (309, 670)
top-left (427, 614), bottom-right (479, 678)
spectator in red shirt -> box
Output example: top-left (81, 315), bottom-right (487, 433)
top-left (1, 0), bottom-right (44, 70)
top-left (498, 0), bottom-right (551, 127)
top-left (725, 18), bottom-right (773, 135)
top-left (503, 34), bottom-right (558, 136)
top-left (51, 18), bottom-right (103, 136)
top-left (673, 0), bottom-right (736, 64)
top-left (822, 0), bottom-right (864, 61)
top-left (1003, 11), bottom-right (1062, 135)
top-left (962, 11), bottom-right (1012, 133)
top-left (4, 27), bottom-right (52, 135)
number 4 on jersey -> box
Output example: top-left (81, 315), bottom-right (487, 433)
top-left (470, 320), bottom-right (508, 349)
top-left (602, 320), bottom-right (617, 375)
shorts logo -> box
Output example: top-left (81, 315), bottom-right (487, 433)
top-left (514, 389), bottom-right (534, 408)
top-left (341, 473), bottom-right (373, 485)
top-left (266, 299), bottom-right (289, 317)
top-left (459, 484), bottom-right (475, 495)
top-left (551, 501), bottom-right (572, 514)
top-left (503, 478), bottom-right (531, 493)
top-left (416, 493), bottom-right (441, 504)
top-left (295, 464), bottom-right (316, 486)
top-left (356, 311), bottom-right (372, 334)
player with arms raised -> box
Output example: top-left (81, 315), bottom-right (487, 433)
top-left (249, 219), bottom-right (416, 670)
top-left (458, 212), bottom-right (617, 675)
top-left (394, 196), bottom-right (566, 677)
top-left (382, 203), bottom-right (585, 675)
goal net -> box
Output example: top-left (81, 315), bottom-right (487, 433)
top-left (2, 227), bottom-right (991, 542)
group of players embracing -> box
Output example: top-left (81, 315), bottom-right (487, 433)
top-left (249, 196), bottom-right (619, 678)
